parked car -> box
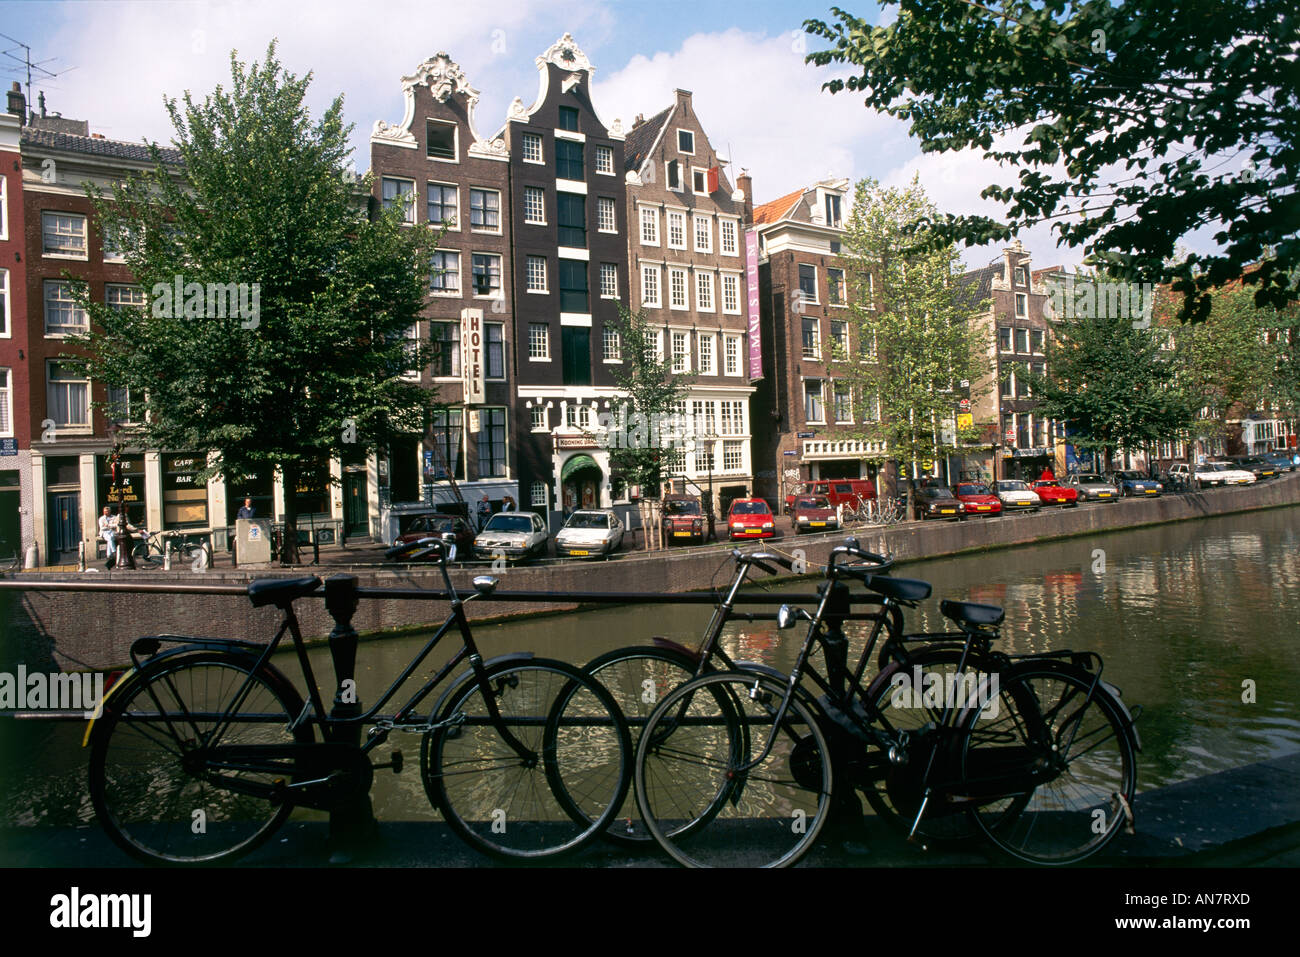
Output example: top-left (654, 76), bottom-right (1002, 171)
top-left (1263, 450), bottom-right (1298, 472)
top-left (1065, 472), bottom-right (1120, 502)
top-left (784, 478), bottom-right (876, 514)
top-left (727, 498), bottom-right (776, 540)
top-left (555, 509), bottom-right (624, 558)
top-left (993, 479), bottom-right (1042, 512)
top-left (474, 511), bottom-right (550, 562)
top-left (1111, 470), bottom-right (1163, 497)
top-left (951, 482), bottom-right (1002, 517)
top-left (1231, 455), bottom-right (1279, 481)
top-left (913, 485), bottom-right (966, 521)
top-left (1204, 461), bottom-right (1257, 486)
top-left (391, 513), bottom-right (476, 551)
top-left (790, 494), bottom-right (839, 533)
top-left (661, 495), bottom-right (705, 545)
top-left (1032, 479), bottom-right (1079, 507)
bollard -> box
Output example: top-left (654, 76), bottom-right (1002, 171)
top-left (163, 540), bottom-right (172, 571)
top-left (323, 574), bottom-right (375, 861)
top-left (24, 543), bottom-right (38, 570)
top-left (78, 540), bottom-right (86, 572)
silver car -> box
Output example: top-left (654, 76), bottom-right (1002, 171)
top-left (1065, 472), bottom-right (1120, 503)
top-left (474, 512), bottom-right (550, 562)
top-left (555, 509), bottom-right (624, 559)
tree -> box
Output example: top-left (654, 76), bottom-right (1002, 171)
top-left (74, 44), bottom-right (439, 562)
top-left (1024, 292), bottom-right (1194, 470)
top-left (837, 177), bottom-right (992, 489)
top-left (602, 304), bottom-right (692, 496)
top-left (805, 1), bottom-right (1299, 321)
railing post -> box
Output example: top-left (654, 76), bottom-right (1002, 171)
top-left (323, 573), bottom-right (376, 861)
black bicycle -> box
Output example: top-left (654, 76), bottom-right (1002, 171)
top-left (85, 542), bottom-right (632, 864)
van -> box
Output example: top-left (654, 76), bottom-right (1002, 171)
top-left (784, 479), bottom-right (876, 513)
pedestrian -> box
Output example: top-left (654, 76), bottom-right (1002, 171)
top-left (237, 497), bottom-right (256, 519)
top-left (477, 494), bottom-right (491, 531)
top-left (99, 506), bottom-right (118, 569)
top-left (501, 495), bottom-right (516, 512)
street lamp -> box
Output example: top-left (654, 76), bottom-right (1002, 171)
top-left (699, 432), bottom-right (718, 542)
top-left (105, 420), bottom-right (136, 569)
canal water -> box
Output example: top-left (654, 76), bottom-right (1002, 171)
top-left (3, 505), bottom-right (1298, 830)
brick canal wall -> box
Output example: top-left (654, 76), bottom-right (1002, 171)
top-left (3, 474), bottom-right (1297, 671)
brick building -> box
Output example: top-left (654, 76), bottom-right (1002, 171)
top-left (1, 88), bottom-right (28, 562)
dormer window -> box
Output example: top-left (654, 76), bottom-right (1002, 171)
top-left (426, 120), bottom-right (456, 160)
top-left (677, 130), bottom-right (694, 154)
top-left (558, 106), bottom-right (579, 132)
top-left (825, 194), bottom-right (842, 228)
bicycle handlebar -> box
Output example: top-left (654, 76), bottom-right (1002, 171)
top-left (730, 548), bottom-right (793, 577)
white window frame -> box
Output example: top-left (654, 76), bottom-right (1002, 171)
top-left (797, 263), bottom-right (820, 307)
top-left (803, 378), bottom-right (826, 424)
top-left (719, 218), bottom-right (739, 256)
top-left (599, 262), bottom-right (618, 299)
top-left (44, 280), bottom-right (89, 337)
top-left (42, 211), bottom-right (88, 259)
top-left (45, 360), bottom-right (91, 433)
top-left (530, 480), bottom-right (548, 506)
top-left (101, 221), bottom-right (128, 262)
top-left (526, 255), bottom-right (549, 293)
top-left (668, 267), bottom-right (689, 311)
top-left (528, 322), bottom-right (550, 361)
top-left (403, 321), bottom-right (427, 381)
top-left (691, 167), bottom-right (708, 196)
top-left (0, 368), bottom-right (11, 437)
top-left (470, 252), bottom-right (503, 300)
top-left (523, 186), bottom-right (546, 225)
top-left (640, 205), bottom-right (660, 246)
top-left (1015, 293), bottom-right (1028, 317)
top-left (431, 249), bottom-right (461, 296)
top-left (833, 383), bottom-right (854, 424)
top-left (720, 272), bottom-right (741, 315)
top-left (724, 334), bottom-right (741, 376)
top-left (666, 210), bottom-right (687, 250)
top-left (641, 264), bottom-right (661, 308)
top-left (722, 440), bottom-right (743, 473)
top-left (1014, 265), bottom-right (1029, 286)
top-left (603, 327), bottom-right (622, 362)
top-left (468, 187), bottom-right (502, 234)
top-left (830, 319), bottom-right (849, 360)
top-left (531, 405), bottom-right (548, 431)
top-left (0, 176), bottom-right (6, 242)
top-left (677, 129), bottom-right (695, 154)
top-left (698, 332), bottom-right (715, 375)
top-left (672, 330), bottom-right (690, 373)
top-left (696, 271), bottom-right (715, 312)
top-left (597, 196), bottom-right (617, 234)
top-left (594, 145), bottom-right (614, 175)
top-left (381, 178), bottom-right (416, 224)
top-left (693, 214), bottom-right (712, 253)
top-left (521, 132), bottom-right (544, 164)
top-left (426, 119), bottom-right (459, 163)
top-left (426, 181), bottom-right (459, 231)
top-left (0, 268), bottom-right (9, 338)
top-left (827, 267), bottom-right (847, 307)
top-left (106, 283), bottom-right (146, 311)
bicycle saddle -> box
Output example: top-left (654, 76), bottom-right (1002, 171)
top-left (863, 576), bottom-right (931, 602)
top-left (247, 576), bottom-right (323, 608)
top-left (939, 599), bottom-right (1004, 628)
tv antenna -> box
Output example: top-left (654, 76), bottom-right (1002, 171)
top-left (0, 33), bottom-right (74, 118)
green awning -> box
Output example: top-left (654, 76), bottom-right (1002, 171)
top-left (561, 454), bottom-right (601, 484)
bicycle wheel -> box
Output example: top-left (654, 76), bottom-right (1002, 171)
top-left (88, 651), bottom-right (310, 865)
top-left (421, 659), bottom-right (631, 860)
top-left (635, 671), bottom-right (832, 868)
top-left (961, 661), bottom-right (1137, 865)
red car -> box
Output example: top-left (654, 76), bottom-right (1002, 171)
top-left (727, 498), bottom-right (776, 540)
top-left (1032, 480), bottom-right (1079, 507)
top-left (661, 495), bottom-right (705, 545)
top-left (790, 494), bottom-right (839, 534)
top-left (952, 482), bottom-right (1002, 517)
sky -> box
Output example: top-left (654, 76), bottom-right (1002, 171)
top-left (0, 0), bottom-right (1219, 273)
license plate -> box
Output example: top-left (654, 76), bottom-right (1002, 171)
top-left (941, 509), bottom-right (955, 514)
top-left (1145, 489), bottom-right (1156, 494)
top-left (673, 532), bottom-right (691, 537)
top-left (976, 506), bottom-right (989, 511)
top-left (1099, 493), bottom-right (1111, 497)
top-left (570, 550), bottom-right (589, 556)
top-left (810, 521), bottom-right (825, 527)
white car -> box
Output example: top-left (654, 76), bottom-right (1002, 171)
top-left (474, 512), bottom-right (550, 562)
top-left (1204, 461), bottom-right (1257, 487)
top-left (993, 479), bottom-right (1042, 512)
top-left (555, 509), bottom-right (624, 559)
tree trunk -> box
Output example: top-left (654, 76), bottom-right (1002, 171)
top-left (280, 461), bottom-right (300, 565)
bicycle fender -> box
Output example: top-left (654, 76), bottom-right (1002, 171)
top-left (1101, 680), bottom-right (1143, 752)
top-left (430, 651), bottom-right (537, 719)
top-left (80, 666), bottom-right (137, 748)
top-left (650, 636), bottom-right (701, 662)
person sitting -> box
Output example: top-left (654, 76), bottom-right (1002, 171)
top-left (99, 507), bottom-right (118, 568)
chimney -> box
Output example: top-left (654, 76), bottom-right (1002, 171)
top-left (737, 169), bottom-right (754, 227)
top-left (634, 113), bottom-right (644, 127)
top-left (7, 82), bottom-right (25, 123)
top-left (675, 88), bottom-right (693, 116)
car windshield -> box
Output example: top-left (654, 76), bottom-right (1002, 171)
top-left (997, 481), bottom-right (1028, 491)
top-left (956, 484), bottom-right (989, 495)
top-left (664, 500), bottom-right (700, 515)
top-left (731, 501), bottom-right (770, 515)
top-left (484, 514), bottom-right (533, 533)
top-left (1034, 481), bottom-right (1060, 487)
top-left (925, 488), bottom-right (956, 499)
top-left (796, 497), bottom-right (830, 509)
top-left (1076, 474), bottom-right (1104, 483)
top-left (1115, 471), bottom-right (1143, 480)
top-left (564, 512), bottom-right (609, 529)
top-left (1208, 463), bottom-right (1233, 472)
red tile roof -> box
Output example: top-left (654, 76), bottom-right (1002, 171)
top-left (752, 187), bottom-right (803, 225)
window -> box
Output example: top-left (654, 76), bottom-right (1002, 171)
top-left (667, 160), bottom-right (681, 190)
top-left (1015, 293), bottom-right (1027, 317)
top-left (1031, 329), bottom-right (1045, 354)
top-left (863, 393), bottom-right (881, 422)
top-left (834, 384), bottom-right (853, 423)
top-left (522, 132), bottom-right (543, 163)
top-left (529, 323), bottom-right (550, 360)
top-left (469, 188), bottom-right (500, 231)
top-left (47, 362), bottom-right (90, 429)
top-left (693, 215), bottom-right (712, 253)
top-left (692, 168), bottom-right (708, 194)
top-left (486, 323), bottom-right (505, 379)
top-left (595, 145), bottom-right (613, 175)
top-left (641, 265), bottom-right (661, 307)
top-left (830, 320), bottom-right (848, 358)
top-left (430, 250), bottom-right (460, 294)
top-left (597, 196), bottom-right (617, 233)
top-left (798, 264), bottom-right (818, 305)
top-left (0, 269), bottom-right (7, 336)
top-left (0, 368), bottom-right (10, 436)
top-left (600, 262), bottom-right (618, 299)
top-left (42, 212), bottom-right (87, 257)
top-left (720, 400), bottom-right (744, 435)
top-left (556, 140), bottom-right (584, 180)
top-left (723, 440), bottom-right (742, 472)
top-left (1014, 265), bottom-right (1028, 286)
top-left (381, 178), bottom-right (415, 222)
top-left (471, 253), bottom-right (502, 297)
top-left (678, 129), bottom-right (694, 153)
top-left (561, 326), bottom-right (591, 386)
top-left (427, 120), bottom-right (456, 160)
top-left (0, 176), bottom-right (5, 241)
top-left (802, 318), bottom-right (820, 359)
top-left (531, 480), bottom-right (548, 507)
top-left (640, 206), bottom-right (659, 245)
top-left (559, 260), bottom-right (588, 313)
top-left (696, 272), bottom-right (715, 312)
top-left (804, 380), bottom-right (825, 423)
top-left (672, 331), bottom-right (689, 372)
top-left (557, 193), bottom-right (585, 248)
top-left (827, 268), bottom-right (846, 305)
top-left (724, 335), bottom-right (741, 375)
top-left (44, 281), bottom-right (88, 336)
top-left (698, 333), bottom-right (715, 374)
top-left (860, 327), bottom-right (878, 361)
top-left (693, 444), bottom-right (714, 474)
top-left (430, 409), bottom-right (465, 480)
top-left (1000, 365), bottom-right (1014, 399)
top-left (431, 321), bottom-right (459, 377)
top-left (999, 327), bottom-right (1013, 352)
top-left (667, 210), bottom-right (686, 249)
top-left (477, 408), bottom-right (507, 478)
top-left (524, 186), bottom-right (546, 225)
top-left (825, 193), bottom-right (842, 227)
top-left (526, 255), bottom-right (548, 292)
top-left (101, 222), bottom-right (126, 262)
top-left (603, 327), bottom-right (621, 361)
top-left (106, 284), bottom-right (146, 314)
top-left (1015, 327), bottom-right (1029, 353)
top-left (427, 183), bottom-right (458, 228)
top-left (669, 268), bottom-right (688, 309)
top-left (720, 219), bottom-right (738, 255)
top-left (558, 106), bottom-right (579, 132)
top-left (531, 405), bottom-right (547, 430)
top-left (721, 273), bottom-right (740, 314)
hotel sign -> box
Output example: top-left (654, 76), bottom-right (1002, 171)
top-left (461, 308), bottom-right (486, 406)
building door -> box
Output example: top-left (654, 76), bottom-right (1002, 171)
top-left (48, 491), bottom-right (81, 563)
top-left (0, 473), bottom-right (20, 562)
top-left (343, 472), bottom-right (369, 538)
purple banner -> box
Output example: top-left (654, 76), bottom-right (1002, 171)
top-left (745, 229), bottom-right (763, 381)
